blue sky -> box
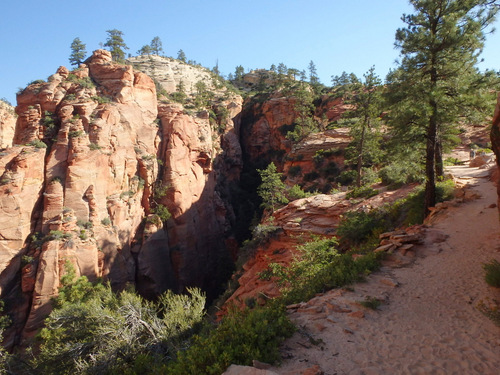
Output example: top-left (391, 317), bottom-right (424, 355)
top-left (1, 0), bottom-right (499, 105)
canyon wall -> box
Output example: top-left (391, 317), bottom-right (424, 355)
top-left (0, 50), bottom-right (242, 345)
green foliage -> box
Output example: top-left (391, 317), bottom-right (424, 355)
top-left (104, 29), bottom-right (129, 62)
top-left (67, 74), bottom-right (94, 89)
top-left (44, 230), bottom-right (72, 242)
top-left (68, 130), bottom-right (83, 138)
top-left (168, 305), bottom-right (294, 375)
top-left (287, 165), bottom-right (302, 177)
top-left (265, 237), bottom-right (381, 305)
top-left (91, 95), bottom-right (112, 104)
top-left (34, 271), bottom-right (205, 374)
top-left (251, 224), bottom-right (282, 245)
top-left (359, 296), bottom-right (382, 310)
top-left (177, 49), bottom-right (187, 62)
top-left (257, 162), bottom-right (289, 211)
top-left (337, 180), bottom-right (455, 248)
top-left (387, 0), bottom-right (498, 214)
top-left (101, 217), bottom-right (111, 226)
top-left (27, 139), bottom-right (47, 148)
top-left (378, 160), bottom-right (424, 189)
top-left (346, 185), bottom-right (378, 199)
top-left (336, 170), bottom-right (357, 186)
top-left (287, 184), bottom-right (309, 201)
top-left (69, 37), bottom-right (86, 66)
top-left (88, 142), bottom-right (102, 150)
top-left (152, 204), bottom-right (171, 222)
top-left (483, 259), bottom-right (500, 288)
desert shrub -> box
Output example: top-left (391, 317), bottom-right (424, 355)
top-left (320, 162), bottom-right (340, 177)
top-left (68, 130), bottom-right (83, 138)
top-left (168, 304), bottom-right (294, 375)
top-left (101, 217), bottom-right (111, 226)
top-left (287, 184), bottom-right (309, 201)
top-left (483, 259), bottom-right (500, 287)
top-left (152, 204), bottom-right (171, 222)
top-left (346, 185), bottom-right (379, 199)
top-left (251, 224), bottom-right (281, 244)
top-left (336, 170), bottom-right (357, 185)
top-left (359, 296), bottom-right (382, 310)
top-left (378, 160), bottom-right (424, 189)
top-left (303, 171), bottom-right (320, 181)
top-left (33, 267), bottom-right (205, 375)
top-left (287, 165), bottom-right (302, 177)
top-left (27, 139), bottom-right (47, 148)
top-left (88, 142), bottom-right (101, 150)
top-left (265, 237), bottom-right (381, 305)
top-left (91, 95), bottom-right (112, 104)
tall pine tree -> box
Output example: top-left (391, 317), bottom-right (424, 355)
top-left (389, 0), bottom-right (497, 216)
top-left (104, 29), bottom-right (129, 62)
top-left (69, 37), bottom-right (86, 66)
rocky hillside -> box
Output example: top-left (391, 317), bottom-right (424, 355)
top-left (0, 50), bottom-right (244, 346)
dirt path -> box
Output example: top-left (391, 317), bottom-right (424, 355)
top-left (270, 164), bottom-right (500, 375)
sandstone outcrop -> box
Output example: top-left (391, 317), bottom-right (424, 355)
top-left (0, 101), bottom-right (16, 148)
top-left (0, 49), bottom-right (243, 345)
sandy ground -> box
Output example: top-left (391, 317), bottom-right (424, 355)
top-left (268, 163), bottom-right (500, 375)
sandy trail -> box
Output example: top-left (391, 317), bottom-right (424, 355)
top-left (271, 164), bottom-right (500, 375)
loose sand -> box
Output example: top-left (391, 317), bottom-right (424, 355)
top-left (270, 163), bottom-right (500, 375)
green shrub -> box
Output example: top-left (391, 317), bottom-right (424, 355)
top-left (27, 139), bottom-right (47, 148)
top-left (483, 259), bottom-right (500, 287)
top-left (346, 185), bottom-right (379, 199)
top-left (168, 304), bottom-right (294, 375)
top-left (265, 237), bottom-right (381, 305)
top-left (359, 296), bottom-right (382, 310)
top-left (303, 171), bottom-right (320, 181)
top-left (378, 160), bottom-right (424, 189)
top-left (34, 269), bottom-right (205, 375)
top-left (152, 204), bottom-right (171, 222)
top-left (336, 170), bottom-right (357, 185)
top-left (287, 165), bottom-right (302, 177)
top-left (91, 95), bottom-right (112, 104)
top-left (101, 217), bottom-right (111, 226)
top-left (68, 130), bottom-right (83, 138)
top-left (88, 142), bottom-right (101, 150)
top-left (287, 184), bottom-right (309, 200)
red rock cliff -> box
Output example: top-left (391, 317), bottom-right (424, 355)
top-left (0, 50), bottom-right (242, 345)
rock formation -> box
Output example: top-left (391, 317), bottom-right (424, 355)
top-left (0, 101), bottom-right (16, 148)
top-left (0, 50), bottom-right (242, 345)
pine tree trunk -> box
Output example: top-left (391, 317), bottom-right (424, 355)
top-left (424, 101), bottom-right (438, 217)
top-left (356, 122), bottom-right (367, 187)
top-left (435, 139), bottom-right (444, 178)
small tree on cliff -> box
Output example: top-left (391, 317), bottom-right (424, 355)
top-left (389, 0), bottom-right (498, 216)
top-left (69, 37), bottom-right (86, 67)
top-left (257, 162), bottom-right (289, 212)
top-left (177, 49), bottom-right (187, 62)
top-left (104, 29), bottom-right (129, 62)
top-left (150, 36), bottom-right (163, 55)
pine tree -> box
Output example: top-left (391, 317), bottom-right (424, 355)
top-left (104, 29), bottom-right (129, 62)
top-left (69, 37), bottom-right (86, 66)
top-left (389, 0), bottom-right (498, 216)
top-left (150, 36), bottom-right (163, 55)
top-left (177, 49), bottom-right (186, 62)
top-left (257, 162), bottom-right (289, 211)
top-left (137, 44), bottom-right (152, 55)
top-left (340, 67), bottom-right (383, 187)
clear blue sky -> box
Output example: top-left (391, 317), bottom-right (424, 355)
top-left (1, 0), bottom-right (499, 105)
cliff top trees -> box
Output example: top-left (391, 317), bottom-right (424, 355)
top-left (104, 29), bottom-right (129, 61)
top-left (389, 0), bottom-right (498, 216)
top-left (69, 37), bottom-right (86, 66)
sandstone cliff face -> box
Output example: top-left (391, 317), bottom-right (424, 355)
top-left (0, 101), bottom-right (16, 148)
top-left (239, 92), bottom-right (350, 193)
top-left (490, 93), bottom-right (500, 210)
top-left (0, 50), bottom-right (242, 344)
